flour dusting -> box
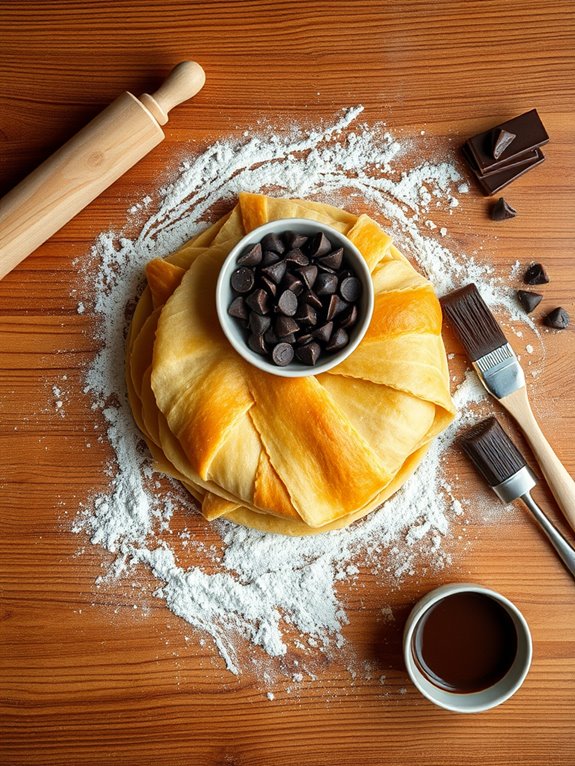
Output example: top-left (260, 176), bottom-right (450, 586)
top-left (72, 107), bottom-right (524, 676)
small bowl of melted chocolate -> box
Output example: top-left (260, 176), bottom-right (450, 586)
top-left (216, 219), bottom-right (374, 377)
top-left (403, 584), bottom-right (532, 713)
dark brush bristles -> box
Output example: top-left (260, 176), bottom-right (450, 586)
top-left (440, 284), bottom-right (508, 362)
top-left (460, 417), bottom-right (526, 487)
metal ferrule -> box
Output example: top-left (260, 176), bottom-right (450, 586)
top-left (492, 465), bottom-right (537, 503)
top-left (472, 343), bottom-right (526, 400)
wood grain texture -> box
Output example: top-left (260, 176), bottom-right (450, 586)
top-left (1, 1), bottom-right (575, 764)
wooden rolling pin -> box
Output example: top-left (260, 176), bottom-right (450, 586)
top-left (0, 61), bottom-right (206, 280)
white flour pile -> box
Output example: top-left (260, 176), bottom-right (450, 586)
top-left (72, 106), bottom-right (525, 676)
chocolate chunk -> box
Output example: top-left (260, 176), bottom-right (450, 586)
top-left (339, 276), bottom-right (362, 302)
top-left (277, 289), bottom-right (298, 316)
top-left (275, 315), bottom-right (300, 337)
top-left (261, 232), bottom-right (286, 254)
top-left (237, 242), bottom-right (263, 266)
top-left (315, 272), bottom-right (338, 296)
top-left (246, 288), bottom-right (270, 315)
top-left (524, 263), bottom-right (549, 285)
top-left (466, 109), bottom-right (549, 174)
top-left (295, 303), bottom-right (318, 326)
top-left (543, 307), bottom-right (569, 330)
top-left (297, 264), bottom-right (318, 289)
top-left (261, 260), bottom-right (287, 285)
top-left (318, 248), bottom-right (344, 270)
top-left (230, 267), bottom-right (255, 294)
top-left (247, 333), bottom-right (268, 355)
top-left (295, 341), bottom-right (321, 366)
top-left (249, 312), bottom-right (271, 336)
top-left (282, 272), bottom-right (303, 295)
top-left (306, 232), bottom-right (332, 258)
top-left (326, 294), bottom-right (348, 321)
top-left (339, 304), bottom-right (358, 329)
top-left (283, 231), bottom-right (308, 249)
top-left (312, 322), bottom-right (334, 343)
top-left (296, 333), bottom-right (313, 346)
top-left (301, 289), bottom-right (323, 310)
top-left (492, 129), bottom-right (516, 160)
top-left (325, 327), bottom-right (349, 352)
top-left (260, 275), bottom-right (278, 296)
top-left (284, 248), bottom-right (309, 266)
top-left (464, 144), bottom-right (539, 178)
top-left (490, 197), bottom-right (517, 221)
top-left (468, 147), bottom-right (545, 195)
top-left (264, 327), bottom-right (279, 345)
top-left (272, 342), bottom-right (295, 366)
top-left (228, 296), bottom-right (248, 321)
top-left (516, 290), bottom-right (543, 313)
top-left (262, 250), bottom-right (281, 266)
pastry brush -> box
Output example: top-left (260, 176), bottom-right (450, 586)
top-left (461, 416), bottom-right (575, 580)
top-left (441, 283), bottom-right (575, 532)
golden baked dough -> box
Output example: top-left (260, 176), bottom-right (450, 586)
top-left (126, 193), bottom-right (456, 535)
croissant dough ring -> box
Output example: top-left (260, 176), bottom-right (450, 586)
top-left (126, 193), bottom-right (456, 536)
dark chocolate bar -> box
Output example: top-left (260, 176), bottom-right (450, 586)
top-left (463, 143), bottom-right (538, 178)
top-left (474, 148), bottom-right (545, 195)
top-left (467, 109), bottom-right (549, 174)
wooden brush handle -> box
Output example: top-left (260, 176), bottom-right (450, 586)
top-left (0, 61), bottom-right (205, 280)
top-left (501, 386), bottom-right (575, 532)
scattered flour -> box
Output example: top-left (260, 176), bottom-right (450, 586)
top-left (72, 106), bottom-right (524, 677)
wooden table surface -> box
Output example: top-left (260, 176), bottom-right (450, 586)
top-left (1, 2), bottom-right (575, 765)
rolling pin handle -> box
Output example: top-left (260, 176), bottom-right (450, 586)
top-left (139, 61), bottom-right (206, 125)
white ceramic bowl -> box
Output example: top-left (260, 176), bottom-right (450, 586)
top-left (215, 218), bottom-right (374, 377)
top-left (403, 583), bottom-right (532, 713)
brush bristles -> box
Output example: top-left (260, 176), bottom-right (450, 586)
top-left (440, 284), bottom-right (507, 362)
top-left (460, 417), bottom-right (526, 486)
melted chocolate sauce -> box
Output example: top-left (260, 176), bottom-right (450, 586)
top-left (412, 592), bottom-right (518, 694)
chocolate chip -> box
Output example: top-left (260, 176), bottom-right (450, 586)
top-left (295, 341), bottom-right (321, 366)
top-left (284, 248), bottom-right (309, 267)
top-left (306, 232), bottom-right (332, 258)
top-left (312, 322), bottom-right (334, 343)
top-left (282, 272), bottom-right (303, 295)
top-left (318, 248), bottom-right (343, 270)
top-left (237, 242), bottom-right (263, 266)
top-left (245, 288), bottom-right (270, 315)
top-left (490, 197), bottom-right (517, 221)
top-left (301, 289), bottom-right (323, 310)
top-left (282, 333), bottom-right (297, 344)
top-left (248, 333), bottom-right (268, 355)
top-left (228, 296), bottom-right (248, 320)
top-left (231, 267), bottom-right (255, 294)
top-left (261, 232), bottom-right (286, 254)
top-left (295, 303), bottom-right (318, 326)
top-left (326, 294), bottom-right (348, 321)
top-left (325, 327), bottom-right (349, 352)
top-left (277, 289), bottom-right (298, 316)
top-left (275, 315), bottom-right (300, 337)
top-left (262, 250), bottom-right (281, 266)
top-left (339, 276), bottom-right (362, 302)
top-left (543, 307), bottom-right (569, 329)
top-left (297, 264), bottom-right (318, 289)
top-left (260, 275), bottom-right (278, 296)
top-left (261, 260), bottom-right (287, 285)
top-left (524, 263), bottom-right (549, 285)
top-left (492, 128), bottom-right (516, 160)
top-left (272, 342), bottom-right (295, 366)
top-left (264, 327), bottom-right (279, 345)
top-left (516, 290), bottom-right (543, 313)
top-left (249, 313), bottom-right (271, 336)
top-left (283, 231), bottom-right (308, 249)
top-left (339, 304), bottom-right (358, 329)
top-left (296, 333), bottom-right (313, 346)
top-left (315, 272), bottom-right (338, 296)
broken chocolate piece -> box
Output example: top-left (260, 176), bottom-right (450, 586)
top-left (492, 129), bottom-right (516, 160)
top-left (237, 242), bottom-right (263, 266)
top-left (272, 342), bottom-right (295, 366)
top-left (469, 147), bottom-right (545, 195)
top-left (523, 263), bottom-right (549, 285)
top-left (490, 197), bottom-right (517, 221)
top-left (466, 109), bottom-right (549, 174)
top-left (339, 276), bottom-right (362, 302)
top-left (543, 307), bottom-right (569, 329)
top-left (230, 267), bottom-right (255, 294)
top-left (228, 296), bottom-right (248, 321)
top-left (295, 341), bottom-right (321, 366)
top-left (261, 232), bottom-right (286, 254)
top-left (516, 290), bottom-right (543, 314)
top-left (326, 327), bottom-right (349, 353)
top-left (277, 289), bottom-right (298, 316)
top-left (246, 288), bottom-right (270, 315)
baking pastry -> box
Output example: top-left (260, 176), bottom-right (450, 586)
top-left (126, 193), bottom-right (456, 535)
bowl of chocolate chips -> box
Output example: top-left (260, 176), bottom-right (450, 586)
top-left (216, 219), bottom-right (374, 377)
